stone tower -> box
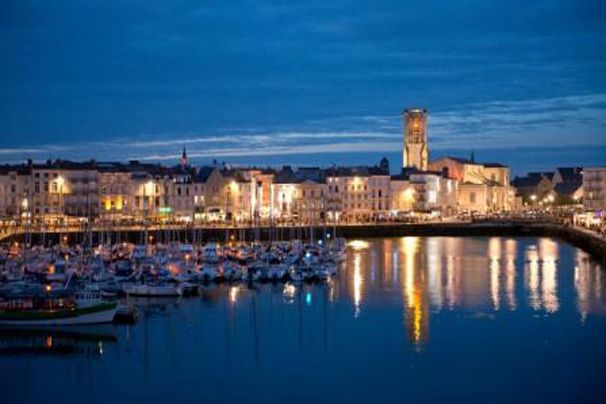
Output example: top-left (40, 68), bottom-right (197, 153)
top-left (181, 147), bottom-right (188, 167)
top-left (402, 108), bottom-right (428, 170)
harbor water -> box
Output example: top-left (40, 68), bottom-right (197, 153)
top-left (1, 236), bottom-right (605, 403)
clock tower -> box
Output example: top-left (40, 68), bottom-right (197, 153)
top-left (402, 108), bottom-right (428, 170)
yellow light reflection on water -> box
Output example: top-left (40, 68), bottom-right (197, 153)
top-left (539, 238), bottom-right (559, 313)
top-left (348, 240), bottom-right (370, 251)
top-left (427, 238), bottom-right (443, 310)
top-left (574, 249), bottom-right (606, 321)
top-left (400, 237), bottom-right (427, 346)
top-left (505, 239), bottom-right (517, 310)
top-left (229, 286), bottom-right (240, 303)
top-left (525, 245), bottom-right (541, 311)
top-left (353, 252), bottom-right (363, 317)
top-left (489, 237), bottom-right (501, 311)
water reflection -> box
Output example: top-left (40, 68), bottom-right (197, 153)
top-left (575, 249), bottom-right (606, 320)
top-left (3, 237), bottom-right (606, 403)
top-left (0, 326), bottom-right (116, 357)
top-left (342, 236), bottom-right (605, 347)
top-left (351, 249), bottom-right (364, 318)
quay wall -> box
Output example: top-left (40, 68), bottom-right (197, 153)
top-left (3, 222), bottom-right (606, 262)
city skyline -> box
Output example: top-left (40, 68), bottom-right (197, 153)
top-left (1, 1), bottom-right (606, 173)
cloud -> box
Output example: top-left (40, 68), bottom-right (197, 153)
top-left (1, 92), bottom-right (604, 165)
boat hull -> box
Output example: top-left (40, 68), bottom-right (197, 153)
top-left (125, 285), bottom-right (182, 297)
top-left (0, 303), bottom-right (117, 326)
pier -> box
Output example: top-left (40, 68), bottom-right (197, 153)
top-left (3, 221), bottom-right (605, 262)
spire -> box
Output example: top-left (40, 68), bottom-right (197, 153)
top-left (181, 147), bottom-right (188, 167)
top-left (470, 149), bottom-right (475, 164)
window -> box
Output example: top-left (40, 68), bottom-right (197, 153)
top-left (470, 192), bottom-right (476, 204)
top-left (378, 190), bottom-right (382, 197)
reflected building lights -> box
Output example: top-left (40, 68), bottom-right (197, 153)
top-left (427, 237), bottom-right (443, 310)
top-left (539, 239), bottom-right (559, 313)
top-left (283, 283), bottom-right (296, 304)
top-left (574, 250), bottom-right (606, 320)
top-left (353, 252), bottom-right (363, 318)
top-left (229, 286), bottom-right (240, 304)
top-left (525, 245), bottom-right (541, 311)
top-left (383, 239), bottom-right (393, 288)
top-left (505, 239), bottom-right (517, 310)
top-left (488, 237), bottom-right (501, 311)
top-left (400, 237), bottom-right (428, 346)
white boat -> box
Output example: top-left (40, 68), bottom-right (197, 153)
top-left (124, 283), bottom-right (182, 297)
top-left (223, 262), bottom-right (243, 281)
top-left (200, 264), bottom-right (220, 281)
top-left (0, 288), bottom-right (117, 326)
top-left (202, 242), bottom-right (221, 264)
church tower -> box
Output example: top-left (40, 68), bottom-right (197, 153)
top-left (402, 108), bottom-right (428, 170)
top-left (181, 147), bottom-right (188, 167)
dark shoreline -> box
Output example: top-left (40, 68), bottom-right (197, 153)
top-left (3, 222), bottom-right (606, 262)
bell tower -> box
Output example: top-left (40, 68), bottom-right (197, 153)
top-left (402, 108), bottom-right (428, 170)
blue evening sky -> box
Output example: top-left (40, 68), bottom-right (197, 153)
top-left (1, 0), bottom-right (605, 174)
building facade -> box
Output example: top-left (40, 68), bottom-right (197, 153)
top-left (583, 167), bottom-right (606, 211)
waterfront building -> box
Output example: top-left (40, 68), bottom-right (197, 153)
top-left (245, 168), bottom-right (276, 221)
top-left (429, 156), bottom-right (511, 213)
top-left (325, 163), bottom-right (390, 222)
top-left (220, 167), bottom-right (254, 222)
top-left (552, 167), bottom-right (583, 204)
top-left (390, 168), bottom-right (457, 215)
top-left (0, 160), bottom-right (99, 223)
top-left (270, 166), bottom-right (327, 224)
top-left (511, 173), bottom-right (553, 207)
top-left (389, 174), bottom-right (414, 213)
top-left (0, 164), bottom-right (30, 218)
top-left (98, 165), bottom-right (132, 221)
top-left (583, 167), bottom-right (606, 211)
top-left (512, 167), bottom-right (583, 207)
